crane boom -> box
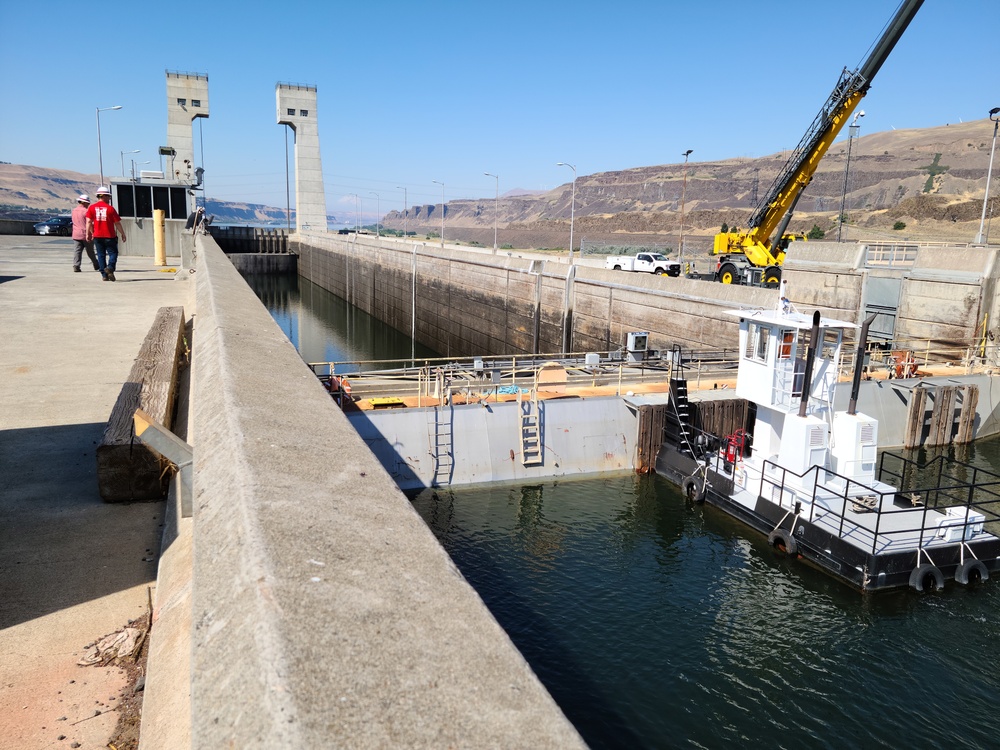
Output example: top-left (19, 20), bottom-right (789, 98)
top-left (712, 0), bottom-right (923, 282)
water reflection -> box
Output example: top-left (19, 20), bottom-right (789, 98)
top-left (241, 271), bottom-right (438, 366)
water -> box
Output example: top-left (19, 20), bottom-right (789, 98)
top-left (241, 271), bottom-right (438, 364)
top-left (413, 472), bottom-right (1000, 749)
top-left (246, 272), bottom-right (1000, 749)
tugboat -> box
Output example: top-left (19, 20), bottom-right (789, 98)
top-left (655, 284), bottom-right (1000, 592)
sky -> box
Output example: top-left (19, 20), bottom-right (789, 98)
top-left (1, 0), bottom-right (997, 223)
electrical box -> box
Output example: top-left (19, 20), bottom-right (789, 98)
top-left (585, 352), bottom-right (600, 366)
top-left (626, 332), bottom-right (649, 363)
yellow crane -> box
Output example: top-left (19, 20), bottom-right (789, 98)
top-left (713, 0), bottom-right (923, 285)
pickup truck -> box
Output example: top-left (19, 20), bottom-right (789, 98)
top-left (605, 253), bottom-right (681, 276)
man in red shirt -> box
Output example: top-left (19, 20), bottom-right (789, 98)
top-left (85, 186), bottom-right (127, 281)
top-left (71, 194), bottom-right (99, 272)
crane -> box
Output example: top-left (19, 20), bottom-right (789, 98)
top-left (713, 0), bottom-right (923, 285)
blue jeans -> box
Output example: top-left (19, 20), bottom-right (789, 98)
top-left (94, 237), bottom-right (119, 275)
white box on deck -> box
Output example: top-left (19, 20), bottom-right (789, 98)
top-left (936, 507), bottom-right (986, 542)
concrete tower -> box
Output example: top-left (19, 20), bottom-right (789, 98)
top-left (276, 83), bottom-right (327, 232)
top-left (165, 71), bottom-right (209, 183)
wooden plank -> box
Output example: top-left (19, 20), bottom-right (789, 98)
top-left (904, 387), bottom-right (927, 449)
top-left (636, 404), bottom-right (653, 474)
top-left (955, 384), bottom-right (979, 445)
top-left (927, 385), bottom-right (957, 448)
top-left (97, 306), bottom-right (186, 502)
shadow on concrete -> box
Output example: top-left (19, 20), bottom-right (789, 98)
top-left (0, 421), bottom-right (164, 630)
top-left (0, 275), bottom-right (24, 284)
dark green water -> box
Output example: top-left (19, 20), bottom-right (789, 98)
top-left (247, 272), bottom-right (1000, 749)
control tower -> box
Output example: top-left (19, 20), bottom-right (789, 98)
top-left (276, 83), bottom-right (327, 232)
top-left (165, 71), bottom-right (209, 183)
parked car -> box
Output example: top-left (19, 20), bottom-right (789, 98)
top-left (34, 216), bottom-right (73, 236)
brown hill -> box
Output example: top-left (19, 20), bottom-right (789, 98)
top-left (385, 119), bottom-right (999, 252)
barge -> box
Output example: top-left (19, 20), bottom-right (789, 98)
top-left (655, 287), bottom-right (1000, 592)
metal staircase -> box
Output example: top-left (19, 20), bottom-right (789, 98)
top-left (518, 388), bottom-right (543, 466)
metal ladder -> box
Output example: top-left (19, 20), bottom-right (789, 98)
top-left (518, 388), bottom-right (543, 466)
top-left (426, 403), bottom-right (454, 486)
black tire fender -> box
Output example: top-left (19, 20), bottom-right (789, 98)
top-left (954, 559), bottom-right (990, 586)
top-left (767, 528), bottom-right (797, 556)
top-left (681, 475), bottom-right (704, 503)
top-left (909, 564), bottom-right (945, 592)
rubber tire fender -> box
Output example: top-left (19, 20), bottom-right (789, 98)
top-left (954, 559), bottom-right (990, 586)
top-left (767, 528), bottom-right (797, 556)
top-left (909, 564), bottom-right (945, 593)
top-left (681, 476), bottom-right (705, 503)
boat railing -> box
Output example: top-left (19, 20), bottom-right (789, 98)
top-left (757, 455), bottom-right (1000, 556)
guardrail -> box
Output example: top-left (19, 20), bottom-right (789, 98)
top-left (307, 349), bottom-right (748, 404)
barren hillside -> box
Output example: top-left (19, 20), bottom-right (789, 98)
top-left (384, 119), bottom-right (999, 252)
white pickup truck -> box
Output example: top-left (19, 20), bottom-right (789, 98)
top-left (605, 252), bottom-right (681, 276)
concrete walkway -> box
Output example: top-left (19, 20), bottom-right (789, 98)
top-left (0, 235), bottom-right (192, 748)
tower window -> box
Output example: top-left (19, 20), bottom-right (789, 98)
top-left (287, 108), bottom-right (295, 116)
top-left (191, 99), bottom-right (201, 107)
top-left (299, 109), bottom-right (309, 116)
top-left (177, 98), bottom-right (186, 106)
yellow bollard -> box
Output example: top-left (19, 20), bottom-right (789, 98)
top-left (153, 209), bottom-right (166, 266)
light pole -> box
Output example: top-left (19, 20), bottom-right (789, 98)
top-left (485, 172), bottom-right (499, 253)
top-left (96, 105), bottom-right (122, 186)
top-left (838, 110), bottom-right (864, 242)
top-left (131, 160), bottom-right (150, 180)
top-left (120, 149), bottom-right (139, 178)
top-left (556, 162), bottom-right (577, 263)
top-left (397, 186), bottom-right (407, 239)
top-left (678, 149), bottom-right (693, 265)
top-left (432, 180), bottom-right (445, 248)
top-left (347, 194), bottom-right (359, 232)
top-left (976, 107), bottom-right (1000, 244)
top-left (370, 192), bottom-right (380, 237)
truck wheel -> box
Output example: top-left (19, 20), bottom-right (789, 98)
top-left (763, 266), bottom-right (782, 286)
top-left (613, 265), bottom-right (622, 271)
top-left (718, 262), bottom-right (738, 284)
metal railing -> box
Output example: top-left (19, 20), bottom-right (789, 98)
top-left (757, 453), bottom-right (1000, 557)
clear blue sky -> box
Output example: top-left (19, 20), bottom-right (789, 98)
top-left (1, 0), bottom-right (996, 222)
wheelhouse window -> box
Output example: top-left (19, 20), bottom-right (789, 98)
top-left (745, 323), bottom-right (770, 362)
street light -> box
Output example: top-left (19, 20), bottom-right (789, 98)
top-left (347, 194), bottom-right (359, 232)
top-left (976, 107), bottom-right (1000, 244)
top-left (369, 192), bottom-right (380, 238)
top-left (556, 162), bottom-right (577, 263)
top-left (838, 110), bottom-right (864, 241)
top-left (96, 105), bottom-right (122, 186)
top-left (432, 180), bottom-right (445, 248)
top-left (484, 172), bottom-right (499, 253)
top-left (397, 186), bottom-right (407, 240)
top-left (120, 149), bottom-right (139, 178)
top-left (131, 160), bottom-right (150, 180)
top-left (678, 149), bottom-right (693, 265)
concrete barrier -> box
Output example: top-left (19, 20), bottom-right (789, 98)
top-left (188, 235), bottom-right (585, 748)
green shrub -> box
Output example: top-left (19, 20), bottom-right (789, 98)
top-left (893, 221), bottom-right (906, 231)
top-left (807, 224), bottom-right (826, 240)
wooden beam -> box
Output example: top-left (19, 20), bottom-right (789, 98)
top-left (97, 306), bottom-right (186, 502)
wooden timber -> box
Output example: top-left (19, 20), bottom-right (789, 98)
top-left (97, 306), bottom-right (186, 502)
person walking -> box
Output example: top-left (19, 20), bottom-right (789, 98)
top-left (85, 186), bottom-right (126, 281)
top-left (71, 194), bottom-right (99, 272)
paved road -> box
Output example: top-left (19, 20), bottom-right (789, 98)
top-left (0, 235), bottom-right (191, 748)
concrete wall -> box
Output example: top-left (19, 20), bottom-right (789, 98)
top-left (785, 240), bottom-right (1000, 350)
top-left (0, 220), bottom-right (36, 235)
top-left (294, 233), bottom-right (777, 358)
top-left (189, 235), bottom-right (585, 748)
